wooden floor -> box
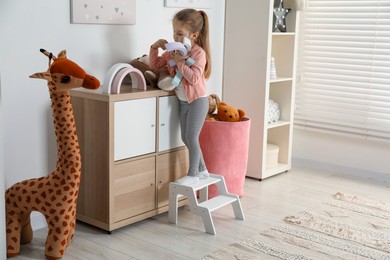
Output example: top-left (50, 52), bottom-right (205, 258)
top-left (11, 165), bottom-right (390, 260)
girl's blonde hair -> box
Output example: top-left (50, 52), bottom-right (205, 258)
top-left (174, 9), bottom-right (211, 79)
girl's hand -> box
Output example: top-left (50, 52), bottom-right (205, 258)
top-left (171, 50), bottom-right (188, 63)
top-left (151, 39), bottom-right (168, 50)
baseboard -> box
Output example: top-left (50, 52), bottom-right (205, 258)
top-left (292, 157), bottom-right (390, 184)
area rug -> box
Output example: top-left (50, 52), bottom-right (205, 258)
top-left (201, 192), bottom-right (390, 260)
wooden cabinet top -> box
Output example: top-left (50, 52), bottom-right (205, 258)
top-left (70, 84), bottom-right (172, 103)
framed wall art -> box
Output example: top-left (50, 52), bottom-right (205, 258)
top-left (71, 0), bottom-right (136, 25)
top-left (164, 0), bottom-right (213, 9)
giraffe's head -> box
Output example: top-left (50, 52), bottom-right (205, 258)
top-left (30, 49), bottom-right (100, 93)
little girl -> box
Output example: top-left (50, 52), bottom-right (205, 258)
top-left (149, 8), bottom-right (211, 185)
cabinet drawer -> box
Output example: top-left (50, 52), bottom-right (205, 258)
top-left (113, 157), bottom-right (156, 222)
top-left (156, 149), bottom-right (188, 208)
top-left (114, 98), bottom-right (156, 161)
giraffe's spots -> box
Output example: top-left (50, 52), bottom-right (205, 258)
top-left (35, 198), bottom-right (41, 204)
top-left (15, 186), bottom-right (21, 191)
top-left (13, 202), bottom-right (18, 208)
top-left (29, 181), bottom-right (35, 187)
top-left (65, 215), bottom-right (70, 220)
top-left (7, 245), bottom-right (15, 250)
top-left (17, 196), bottom-right (22, 202)
top-left (6, 198), bottom-right (10, 204)
top-left (64, 229), bottom-right (69, 235)
top-left (70, 182), bottom-right (75, 188)
top-left (62, 196), bottom-right (67, 202)
top-left (68, 206), bottom-right (73, 212)
top-left (9, 193), bottom-right (15, 198)
top-left (41, 206), bottom-right (47, 212)
top-left (26, 196), bottom-right (31, 203)
top-left (62, 221), bottom-right (67, 227)
top-left (51, 196), bottom-right (56, 202)
top-left (48, 188), bottom-right (54, 193)
top-left (49, 220), bottom-right (54, 227)
top-left (38, 183), bottom-right (44, 189)
top-left (60, 209), bottom-right (65, 215)
top-left (56, 227), bottom-right (61, 234)
top-left (60, 249), bottom-right (65, 255)
top-left (22, 189), bottom-right (27, 194)
top-left (49, 209), bottom-right (56, 214)
top-left (11, 237), bottom-right (18, 243)
top-left (45, 202), bottom-right (51, 207)
top-left (64, 186), bottom-right (70, 191)
top-left (48, 245), bottom-right (53, 252)
top-left (56, 203), bottom-right (62, 207)
top-left (41, 191), bottom-right (47, 199)
top-left (6, 228), bottom-right (12, 233)
top-left (67, 199), bottom-right (73, 203)
top-left (32, 191), bottom-right (37, 195)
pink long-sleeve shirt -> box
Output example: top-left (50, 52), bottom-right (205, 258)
top-left (149, 44), bottom-right (207, 103)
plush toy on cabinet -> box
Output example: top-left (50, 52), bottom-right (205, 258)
top-left (129, 55), bottom-right (173, 91)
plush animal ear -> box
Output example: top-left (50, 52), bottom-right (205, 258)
top-left (29, 72), bottom-right (52, 82)
top-left (238, 109), bottom-right (246, 120)
top-left (57, 50), bottom-right (67, 58)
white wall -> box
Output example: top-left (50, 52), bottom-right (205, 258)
top-left (0, 0), bottom-right (225, 230)
top-left (292, 129), bottom-right (390, 182)
top-left (0, 73), bottom-right (6, 260)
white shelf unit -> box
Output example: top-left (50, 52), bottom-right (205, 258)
top-left (223, 0), bottom-right (299, 180)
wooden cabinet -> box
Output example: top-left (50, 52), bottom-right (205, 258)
top-left (71, 86), bottom-right (188, 231)
top-left (223, 0), bottom-right (299, 180)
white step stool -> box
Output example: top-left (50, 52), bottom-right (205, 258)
top-left (168, 174), bottom-right (244, 235)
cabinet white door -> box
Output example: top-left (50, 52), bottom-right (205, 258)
top-left (158, 96), bottom-right (184, 152)
top-left (114, 98), bottom-right (156, 161)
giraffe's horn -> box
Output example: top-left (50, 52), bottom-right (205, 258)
top-left (40, 48), bottom-right (57, 60)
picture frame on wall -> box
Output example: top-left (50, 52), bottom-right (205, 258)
top-left (70, 0), bottom-right (136, 25)
top-left (164, 0), bottom-right (213, 9)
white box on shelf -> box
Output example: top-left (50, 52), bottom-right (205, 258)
top-left (266, 143), bottom-right (279, 169)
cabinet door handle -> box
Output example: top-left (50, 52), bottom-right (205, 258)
top-left (161, 123), bottom-right (165, 127)
top-left (151, 124), bottom-right (155, 127)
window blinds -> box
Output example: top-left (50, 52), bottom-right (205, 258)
top-left (295, 0), bottom-right (390, 141)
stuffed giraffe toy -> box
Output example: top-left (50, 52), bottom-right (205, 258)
top-left (5, 49), bottom-right (100, 259)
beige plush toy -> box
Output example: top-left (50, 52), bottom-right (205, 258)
top-left (129, 55), bottom-right (172, 91)
top-left (206, 94), bottom-right (220, 120)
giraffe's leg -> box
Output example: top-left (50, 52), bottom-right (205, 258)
top-left (6, 213), bottom-right (21, 257)
top-left (67, 216), bottom-right (76, 245)
top-left (45, 218), bottom-right (70, 260)
top-left (20, 214), bottom-right (33, 244)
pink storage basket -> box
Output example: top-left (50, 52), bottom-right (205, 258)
top-left (199, 118), bottom-right (250, 198)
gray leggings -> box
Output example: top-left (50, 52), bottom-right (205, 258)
top-left (179, 97), bottom-right (208, 177)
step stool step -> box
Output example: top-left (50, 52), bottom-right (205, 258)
top-left (197, 195), bottom-right (237, 212)
top-left (185, 176), bottom-right (221, 191)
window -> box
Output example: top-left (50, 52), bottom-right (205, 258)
top-left (295, 0), bottom-right (390, 141)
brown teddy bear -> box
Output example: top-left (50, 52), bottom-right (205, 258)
top-left (129, 55), bottom-right (173, 91)
top-left (215, 102), bottom-right (246, 122)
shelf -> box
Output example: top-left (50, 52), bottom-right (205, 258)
top-left (272, 32), bottom-right (295, 36)
top-left (270, 77), bottom-right (293, 83)
top-left (267, 120), bottom-right (290, 129)
top-left (263, 163), bottom-right (289, 179)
